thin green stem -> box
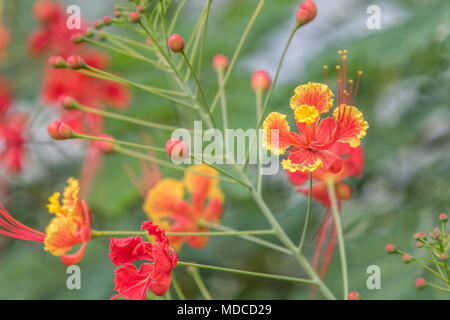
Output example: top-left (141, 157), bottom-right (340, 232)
top-left (181, 50), bottom-right (215, 127)
top-left (422, 240), bottom-right (447, 282)
top-left (255, 90), bottom-right (263, 194)
top-left (197, 0), bottom-right (213, 78)
top-left (178, 261), bottom-right (317, 285)
top-left (92, 229), bottom-right (274, 238)
top-left (327, 181), bottom-right (348, 299)
top-left (168, 0), bottom-right (187, 34)
top-left (73, 132), bottom-right (166, 154)
top-left (426, 281), bottom-right (450, 293)
top-left (68, 102), bottom-right (182, 131)
top-left (298, 172), bottom-right (313, 253)
top-left (114, 145), bottom-right (241, 185)
top-left (171, 274), bottom-right (186, 300)
top-left (188, 267), bottom-right (212, 300)
top-left (210, 0), bottom-right (265, 113)
top-left (257, 25), bottom-right (298, 128)
top-left (203, 221), bottom-right (291, 255)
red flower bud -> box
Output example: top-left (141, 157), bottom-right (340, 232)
top-left (415, 277), bottom-right (426, 290)
top-left (129, 12), bottom-right (140, 23)
top-left (296, 0), bottom-right (317, 25)
top-left (212, 54), bottom-right (229, 72)
top-left (402, 253), bottom-right (412, 264)
top-left (440, 253), bottom-right (448, 261)
top-left (385, 244), bottom-right (395, 254)
top-left (416, 241), bottom-right (424, 248)
top-left (114, 10), bottom-right (121, 18)
top-left (48, 56), bottom-right (67, 68)
top-left (47, 121), bottom-right (74, 140)
top-left (58, 95), bottom-right (77, 109)
top-left (439, 213), bottom-right (448, 222)
top-left (335, 182), bottom-right (353, 201)
top-left (413, 232), bottom-right (426, 240)
top-left (251, 70), bottom-right (271, 92)
top-left (93, 134), bottom-right (116, 154)
top-left (168, 34), bottom-right (184, 53)
top-left (66, 55), bottom-right (86, 70)
top-left (347, 291), bottom-right (360, 300)
top-left (102, 16), bottom-right (112, 26)
top-left (137, 5), bottom-right (145, 13)
top-left (71, 33), bottom-right (84, 45)
top-left (93, 19), bottom-right (103, 29)
top-left (166, 138), bottom-right (189, 161)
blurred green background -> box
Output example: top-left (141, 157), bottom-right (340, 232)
top-left (1, 0), bottom-right (449, 299)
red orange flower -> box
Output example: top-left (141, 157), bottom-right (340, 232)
top-left (143, 164), bottom-right (224, 250)
top-left (287, 142), bottom-right (364, 283)
top-left (109, 221), bottom-right (178, 300)
top-left (262, 53), bottom-right (368, 174)
top-left (0, 112), bottom-right (27, 174)
top-left (0, 178), bottom-right (92, 265)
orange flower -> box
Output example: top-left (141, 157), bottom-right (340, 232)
top-left (262, 52), bottom-right (368, 174)
top-left (0, 177), bottom-right (91, 265)
top-left (143, 164), bottom-right (224, 250)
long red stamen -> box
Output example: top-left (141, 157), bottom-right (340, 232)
top-left (0, 204), bottom-right (45, 242)
top-left (346, 80), bottom-right (353, 105)
top-left (336, 66), bottom-right (341, 106)
top-left (323, 65), bottom-right (329, 88)
top-left (342, 51), bottom-right (347, 97)
top-left (352, 70), bottom-right (363, 105)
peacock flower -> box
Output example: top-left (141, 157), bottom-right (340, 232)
top-left (109, 221), bottom-right (178, 300)
top-left (262, 51), bottom-right (368, 174)
top-left (0, 177), bottom-right (91, 265)
top-left (287, 142), bottom-right (364, 283)
top-left (143, 164), bottom-right (224, 250)
top-left (287, 142), bottom-right (364, 207)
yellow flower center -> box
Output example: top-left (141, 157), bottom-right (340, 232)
top-left (294, 105), bottom-right (319, 124)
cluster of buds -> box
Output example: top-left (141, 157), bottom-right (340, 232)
top-left (48, 55), bottom-right (86, 70)
top-left (386, 213), bottom-right (449, 293)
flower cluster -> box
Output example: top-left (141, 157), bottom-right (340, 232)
top-left (0, 178), bottom-right (91, 265)
top-left (144, 164), bottom-right (224, 250)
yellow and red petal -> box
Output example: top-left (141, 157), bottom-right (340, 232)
top-left (262, 112), bottom-right (293, 155)
top-left (44, 217), bottom-right (81, 256)
top-left (143, 178), bottom-right (185, 227)
top-left (184, 164), bottom-right (224, 209)
top-left (290, 82), bottom-right (334, 115)
top-left (294, 105), bottom-right (319, 124)
top-left (281, 149), bottom-right (322, 173)
top-left (313, 117), bottom-right (337, 146)
top-left (60, 242), bottom-right (88, 266)
top-left (333, 105), bottom-right (368, 148)
top-left (316, 150), bottom-right (342, 174)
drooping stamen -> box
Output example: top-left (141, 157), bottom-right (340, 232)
top-left (0, 204), bottom-right (45, 242)
top-left (352, 70), bottom-right (363, 105)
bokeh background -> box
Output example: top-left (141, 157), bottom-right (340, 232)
top-left (1, 0), bottom-right (449, 299)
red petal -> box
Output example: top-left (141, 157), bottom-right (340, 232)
top-left (112, 263), bottom-right (151, 300)
top-left (109, 237), bottom-right (143, 266)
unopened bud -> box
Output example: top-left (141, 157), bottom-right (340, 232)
top-left (66, 55), bottom-right (86, 70)
top-left (439, 213), bottom-right (448, 222)
top-left (137, 5), bottom-right (146, 13)
top-left (335, 182), bottom-right (352, 201)
top-left (129, 12), bottom-right (140, 23)
top-left (416, 241), bottom-right (424, 248)
top-left (385, 244), bottom-right (395, 254)
top-left (212, 54), bottom-right (229, 72)
top-left (71, 33), bottom-right (84, 44)
top-left (415, 278), bottom-right (426, 290)
top-left (93, 134), bottom-right (116, 154)
top-left (347, 292), bottom-right (360, 300)
top-left (48, 56), bottom-right (67, 68)
top-left (296, 0), bottom-right (317, 25)
top-left (413, 232), bottom-right (425, 240)
top-left (166, 138), bottom-right (189, 162)
top-left (251, 70), bottom-right (271, 93)
top-left (59, 95), bottom-right (78, 109)
top-left (102, 16), bottom-right (112, 26)
top-left (93, 19), bottom-right (103, 29)
top-left (47, 121), bottom-right (74, 140)
top-left (440, 253), bottom-right (448, 261)
top-left (168, 34), bottom-right (184, 53)
top-left (402, 253), bottom-right (412, 264)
